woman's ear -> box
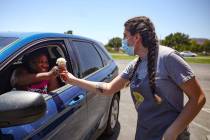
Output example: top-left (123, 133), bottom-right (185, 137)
top-left (134, 33), bottom-right (142, 43)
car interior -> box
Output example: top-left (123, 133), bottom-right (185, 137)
top-left (0, 43), bottom-right (67, 95)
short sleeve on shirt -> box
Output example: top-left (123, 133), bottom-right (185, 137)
top-left (165, 52), bottom-right (195, 86)
top-left (120, 59), bottom-right (137, 80)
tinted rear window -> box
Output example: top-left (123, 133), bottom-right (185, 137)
top-left (72, 41), bottom-right (103, 77)
top-left (94, 44), bottom-right (111, 66)
top-left (0, 37), bottom-right (18, 50)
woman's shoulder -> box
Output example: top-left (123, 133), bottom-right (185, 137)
top-left (158, 45), bottom-right (185, 63)
top-left (156, 45), bottom-right (179, 74)
top-left (157, 45), bottom-right (180, 64)
top-left (158, 45), bottom-right (175, 57)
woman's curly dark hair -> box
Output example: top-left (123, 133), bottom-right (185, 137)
top-left (125, 16), bottom-right (162, 103)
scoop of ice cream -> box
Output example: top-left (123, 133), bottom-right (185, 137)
top-left (56, 58), bottom-right (67, 69)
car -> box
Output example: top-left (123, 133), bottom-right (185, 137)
top-left (0, 32), bottom-right (120, 140)
top-left (180, 51), bottom-right (197, 57)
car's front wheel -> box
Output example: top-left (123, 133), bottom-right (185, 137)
top-left (105, 94), bottom-right (119, 135)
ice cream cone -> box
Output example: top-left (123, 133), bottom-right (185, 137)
top-left (56, 58), bottom-right (67, 82)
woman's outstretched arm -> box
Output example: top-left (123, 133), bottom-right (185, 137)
top-left (60, 71), bottom-right (129, 96)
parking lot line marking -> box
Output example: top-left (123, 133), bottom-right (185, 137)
top-left (192, 121), bottom-right (210, 132)
top-left (202, 108), bottom-right (210, 114)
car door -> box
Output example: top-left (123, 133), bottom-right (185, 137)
top-left (69, 40), bottom-right (112, 136)
top-left (0, 39), bottom-right (88, 140)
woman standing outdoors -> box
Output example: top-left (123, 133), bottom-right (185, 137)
top-left (60, 16), bottom-right (206, 140)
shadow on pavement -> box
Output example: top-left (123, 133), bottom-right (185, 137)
top-left (97, 121), bottom-right (121, 140)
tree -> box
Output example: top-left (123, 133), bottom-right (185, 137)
top-left (190, 40), bottom-right (203, 52)
top-left (203, 40), bottom-right (210, 53)
top-left (106, 37), bottom-right (122, 52)
top-left (161, 32), bottom-right (190, 50)
top-left (64, 30), bottom-right (73, 34)
top-left (161, 33), bottom-right (174, 47)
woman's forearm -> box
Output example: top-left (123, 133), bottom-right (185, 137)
top-left (61, 72), bottom-right (128, 96)
top-left (70, 77), bottom-right (113, 95)
top-left (166, 93), bottom-right (206, 137)
top-left (164, 77), bottom-right (206, 139)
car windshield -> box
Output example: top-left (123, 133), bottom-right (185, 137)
top-left (0, 37), bottom-right (19, 51)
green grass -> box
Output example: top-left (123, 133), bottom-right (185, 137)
top-left (184, 56), bottom-right (210, 64)
top-left (110, 53), bottom-right (210, 64)
top-left (111, 53), bottom-right (137, 60)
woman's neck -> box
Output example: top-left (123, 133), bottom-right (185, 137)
top-left (135, 45), bottom-right (148, 59)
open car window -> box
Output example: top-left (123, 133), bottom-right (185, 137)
top-left (0, 40), bottom-right (71, 96)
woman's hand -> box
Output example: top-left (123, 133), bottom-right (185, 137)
top-left (59, 71), bottom-right (76, 83)
top-left (162, 127), bottom-right (178, 140)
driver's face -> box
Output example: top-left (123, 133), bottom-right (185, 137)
top-left (31, 54), bottom-right (49, 73)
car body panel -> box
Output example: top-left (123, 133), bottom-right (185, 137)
top-left (84, 62), bottom-right (118, 138)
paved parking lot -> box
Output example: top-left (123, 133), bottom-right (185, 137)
top-left (98, 60), bottom-right (210, 140)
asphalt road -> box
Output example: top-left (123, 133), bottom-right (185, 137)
top-left (98, 60), bottom-right (210, 140)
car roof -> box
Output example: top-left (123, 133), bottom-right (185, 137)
top-left (0, 32), bottom-right (97, 63)
top-left (0, 32), bottom-right (93, 41)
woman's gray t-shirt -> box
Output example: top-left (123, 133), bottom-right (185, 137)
top-left (120, 45), bottom-right (194, 140)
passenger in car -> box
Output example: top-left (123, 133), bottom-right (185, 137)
top-left (60, 16), bottom-right (206, 140)
top-left (10, 49), bottom-right (60, 94)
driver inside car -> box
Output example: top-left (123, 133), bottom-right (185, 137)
top-left (10, 49), bottom-right (60, 94)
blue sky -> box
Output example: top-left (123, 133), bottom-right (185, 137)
top-left (1, 0), bottom-right (210, 44)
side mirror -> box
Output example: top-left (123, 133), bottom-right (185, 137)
top-left (0, 91), bottom-right (46, 128)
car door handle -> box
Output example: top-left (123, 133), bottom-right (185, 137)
top-left (107, 74), bottom-right (113, 79)
top-left (68, 94), bottom-right (85, 106)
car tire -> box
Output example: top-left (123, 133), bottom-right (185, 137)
top-left (105, 94), bottom-right (120, 136)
